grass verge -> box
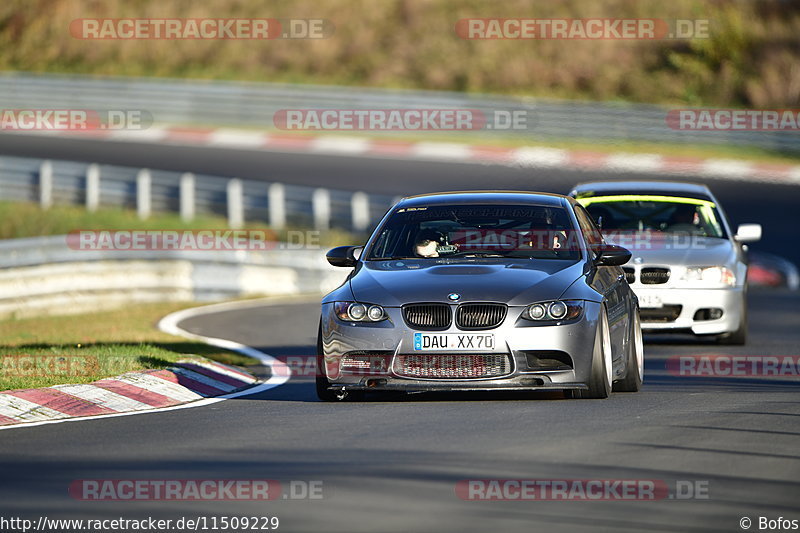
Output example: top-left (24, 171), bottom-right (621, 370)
top-left (0, 301), bottom-right (259, 391)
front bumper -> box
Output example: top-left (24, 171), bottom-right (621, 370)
top-left (319, 301), bottom-right (602, 393)
top-left (633, 286), bottom-right (743, 335)
top-left (324, 378), bottom-right (588, 393)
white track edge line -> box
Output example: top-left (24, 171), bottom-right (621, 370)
top-left (4, 129), bottom-right (797, 184)
top-left (0, 298), bottom-right (299, 431)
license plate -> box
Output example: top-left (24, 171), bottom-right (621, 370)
top-left (637, 294), bottom-right (663, 308)
top-left (413, 333), bottom-right (495, 351)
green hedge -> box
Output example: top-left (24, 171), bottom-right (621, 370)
top-left (2, 0), bottom-right (798, 107)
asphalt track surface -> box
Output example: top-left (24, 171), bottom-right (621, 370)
top-left (0, 134), bottom-right (798, 532)
top-left (0, 292), bottom-right (798, 532)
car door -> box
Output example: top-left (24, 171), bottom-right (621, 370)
top-left (574, 204), bottom-right (630, 364)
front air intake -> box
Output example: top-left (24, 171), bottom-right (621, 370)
top-left (394, 354), bottom-right (512, 379)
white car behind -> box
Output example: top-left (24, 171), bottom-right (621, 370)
top-left (569, 181), bottom-right (761, 344)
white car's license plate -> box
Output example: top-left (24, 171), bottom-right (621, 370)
top-left (637, 294), bottom-right (663, 308)
top-left (413, 333), bottom-right (495, 351)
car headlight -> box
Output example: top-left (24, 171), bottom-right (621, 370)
top-left (524, 300), bottom-right (584, 322)
top-left (681, 266), bottom-right (736, 286)
top-left (334, 302), bottom-right (387, 322)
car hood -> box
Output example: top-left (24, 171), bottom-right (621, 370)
top-left (606, 235), bottom-right (736, 267)
top-left (349, 259), bottom-right (585, 306)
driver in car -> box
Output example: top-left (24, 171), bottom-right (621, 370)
top-left (522, 209), bottom-right (570, 252)
top-left (414, 229), bottom-right (443, 258)
top-left (666, 204), bottom-right (702, 234)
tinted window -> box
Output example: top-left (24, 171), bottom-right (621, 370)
top-left (367, 204), bottom-right (582, 261)
top-left (580, 196), bottom-right (726, 239)
top-left (574, 204), bottom-right (604, 246)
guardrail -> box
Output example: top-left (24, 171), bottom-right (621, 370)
top-left (0, 235), bottom-right (345, 319)
top-left (1, 72), bottom-right (797, 152)
top-left (0, 154), bottom-right (396, 231)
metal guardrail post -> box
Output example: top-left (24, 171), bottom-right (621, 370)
top-left (86, 164), bottom-right (100, 212)
top-left (179, 172), bottom-right (195, 222)
top-left (2, 153), bottom-right (440, 235)
top-left (39, 160), bottom-right (53, 209)
top-left (312, 188), bottom-right (331, 231)
top-left (351, 192), bottom-right (370, 231)
top-left (136, 169), bottom-right (151, 220)
top-left (227, 178), bottom-right (244, 229)
top-left (268, 183), bottom-right (286, 230)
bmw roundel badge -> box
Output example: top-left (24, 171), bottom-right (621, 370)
top-left (448, 293), bottom-right (461, 301)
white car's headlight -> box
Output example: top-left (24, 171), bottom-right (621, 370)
top-left (334, 302), bottom-right (387, 322)
top-left (681, 266), bottom-right (736, 286)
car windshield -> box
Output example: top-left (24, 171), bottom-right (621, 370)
top-left (366, 204), bottom-right (582, 261)
top-left (578, 195), bottom-right (727, 239)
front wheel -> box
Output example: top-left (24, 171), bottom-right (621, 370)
top-left (614, 311), bottom-right (643, 392)
top-left (571, 306), bottom-right (612, 399)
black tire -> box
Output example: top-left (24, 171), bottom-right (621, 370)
top-left (614, 311), bottom-right (643, 392)
top-left (717, 301), bottom-right (747, 345)
top-left (571, 307), bottom-right (612, 399)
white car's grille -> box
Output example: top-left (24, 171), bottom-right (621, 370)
top-left (640, 267), bottom-right (671, 284)
top-left (622, 267), bottom-right (636, 284)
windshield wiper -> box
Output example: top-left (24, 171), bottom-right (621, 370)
top-left (445, 251), bottom-right (507, 257)
top-left (503, 252), bottom-right (563, 259)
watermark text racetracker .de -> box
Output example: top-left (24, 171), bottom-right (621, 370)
top-left (0, 354), bottom-right (132, 378)
top-left (67, 230), bottom-right (320, 251)
top-left (455, 18), bottom-right (709, 40)
top-left (70, 18), bottom-right (334, 39)
top-left (667, 109), bottom-right (800, 131)
top-left (317, 228), bottom-right (724, 254)
top-left (273, 108), bottom-right (534, 131)
top-left (69, 479), bottom-right (323, 501)
top-left (455, 479), bottom-right (709, 501)
top-left (0, 109), bottom-right (153, 131)
top-left (667, 355), bottom-right (800, 378)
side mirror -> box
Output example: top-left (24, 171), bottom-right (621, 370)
top-left (735, 223), bottom-right (762, 243)
top-left (593, 244), bottom-right (632, 267)
top-left (326, 246), bottom-right (362, 267)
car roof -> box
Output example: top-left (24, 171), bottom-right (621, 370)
top-left (570, 180), bottom-right (713, 200)
top-left (398, 191), bottom-right (571, 208)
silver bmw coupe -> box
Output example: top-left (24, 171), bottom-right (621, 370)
top-left (317, 191), bottom-right (643, 401)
